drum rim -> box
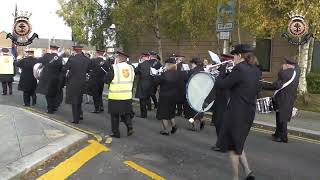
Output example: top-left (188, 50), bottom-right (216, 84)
top-left (186, 71), bottom-right (215, 113)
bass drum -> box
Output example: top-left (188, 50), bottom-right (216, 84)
top-left (33, 63), bottom-right (43, 80)
top-left (186, 72), bottom-right (215, 112)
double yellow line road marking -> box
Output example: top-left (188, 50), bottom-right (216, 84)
top-left (37, 139), bottom-right (165, 180)
top-left (23, 106), bottom-right (319, 180)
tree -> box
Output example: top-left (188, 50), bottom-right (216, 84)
top-left (112, 0), bottom-right (218, 61)
top-left (57, 0), bottom-right (112, 49)
top-left (238, 0), bottom-right (320, 95)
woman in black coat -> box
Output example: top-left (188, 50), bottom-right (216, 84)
top-left (204, 44), bottom-right (261, 180)
top-left (16, 52), bottom-right (38, 106)
top-left (183, 57), bottom-right (205, 131)
top-left (155, 58), bottom-right (183, 136)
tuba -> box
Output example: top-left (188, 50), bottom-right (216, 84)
top-left (33, 63), bottom-right (44, 80)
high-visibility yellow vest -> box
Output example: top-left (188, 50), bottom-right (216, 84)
top-left (108, 62), bottom-right (135, 100)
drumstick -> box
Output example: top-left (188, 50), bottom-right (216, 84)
top-left (260, 79), bottom-right (272, 84)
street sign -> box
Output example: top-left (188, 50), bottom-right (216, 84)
top-left (216, 0), bottom-right (235, 32)
top-left (219, 32), bottom-right (230, 40)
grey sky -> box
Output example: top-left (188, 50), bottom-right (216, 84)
top-left (0, 0), bottom-right (72, 40)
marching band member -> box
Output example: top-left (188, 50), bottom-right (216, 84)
top-left (104, 51), bottom-right (135, 138)
top-left (148, 51), bottom-right (162, 110)
top-left (263, 57), bottom-right (300, 143)
top-left (134, 53), bottom-right (154, 118)
top-left (205, 53), bottom-right (234, 151)
top-left (65, 45), bottom-right (92, 123)
top-left (36, 45), bottom-right (63, 114)
top-left (16, 50), bottom-right (38, 106)
top-left (87, 50), bottom-right (107, 113)
top-left (155, 57), bottom-right (183, 136)
top-left (175, 54), bottom-right (188, 116)
top-left (204, 44), bottom-right (261, 180)
top-left (0, 48), bottom-right (14, 95)
top-left (184, 57), bottom-right (205, 131)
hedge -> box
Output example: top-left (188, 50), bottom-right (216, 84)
top-left (307, 73), bottom-right (320, 94)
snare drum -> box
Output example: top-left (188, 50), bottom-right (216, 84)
top-left (186, 72), bottom-right (215, 112)
top-left (256, 97), bottom-right (274, 114)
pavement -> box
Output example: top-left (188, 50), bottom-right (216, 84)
top-left (0, 103), bottom-right (87, 179)
top-left (1, 78), bottom-right (319, 179)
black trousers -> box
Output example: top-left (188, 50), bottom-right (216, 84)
top-left (110, 113), bottom-right (133, 135)
top-left (56, 89), bottom-right (63, 108)
top-left (176, 103), bottom-right (183, 115)
top-left (46, 95), bottom-right (57, 112)
top-left (2, 82), bottom-right (12, 94)
top-left (139, 98), bottom-right (148, 117)
top-left (23, 90), bottom-right (36, 106)
top-left (72, 103), bottom-right (83, 123)
top-left (275, 112), bottom-right (288, 139)
top-left (93, 86), bottom-right (104, 111)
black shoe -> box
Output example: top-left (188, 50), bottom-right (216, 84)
top-left (272, 137), bottom-right (288, 143)
top-left (9, 92), bottom-right (12, 95)
top-left (47, 110), bottom-right (54, 114)
top-left (100, 108), bottom-right (104, 112)
top-left (139, 115), bottom-right (147, 119)
top-left (246, 171), bottom-right (255, 180)
top-left (210, 146), bottom-right (221, 152)
top-left (127, 129), bottom-right (134, 136)
top-left (2, 93), bottom-right (7, 95)
top-left (110, 133), bottom-right (120, 138)
top-left (71, 120), bottom-right (79, 124)
top-left (271, 133), bottom-right (278, 138)
top-left (24, 104), bottom-right (30, 107)
top-left (160, 131), bottom-right (170, 136)
top-left (200, 122), bottom-right (205, 130)
top-left (171, 126), bottom-right (178, 134)
top-left (91, 110), bottom-right (101, 113)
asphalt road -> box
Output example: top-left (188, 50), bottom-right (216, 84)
top-left (1, 84), bottom-right (320, 180)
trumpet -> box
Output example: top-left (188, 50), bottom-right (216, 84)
top-left (204, 60), bottom-right (235, 77)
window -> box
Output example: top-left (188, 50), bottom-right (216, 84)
top-left (254, 39), bottom-right (271, 72)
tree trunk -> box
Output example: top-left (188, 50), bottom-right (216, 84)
top-left (154, 0), bottom-right (163, 63)
top-left (297, 40), bottom-right (311, 95)
top-left (237, 0), bottom-right (241, 44)
top-left (307, 37), bottom-right (315, 73)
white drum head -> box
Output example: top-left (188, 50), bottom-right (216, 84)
top-left (186, 72), bottom-right (215, 112)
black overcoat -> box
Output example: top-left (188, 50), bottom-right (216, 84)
top-left (272, 67), bottom-right (300, 122)
top-left (176, 62), bottom-right (188, 103)
top-left (135, 60), bottom-right (154, 99)
top-left (155, 70), bottom-right (184, 120)
top-left (65, 53), bottom-right (92, 104)
top-left (86, 57), bottom-right (106, 96)
top-left (36, 53), bottom-right (63, 96)
top-left (183, 66), bottom-right (204, 119)
top-left (16, 57), bottom-right (38, 92)
top-left (216, 61), bottom-right (261, 155)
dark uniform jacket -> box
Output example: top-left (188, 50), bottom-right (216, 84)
top-left (65, 53), bottom-right (92, 104)
top-left (0, 55), bottom-right (15, 82)
top-left (264, 67), bottom-right (300, 122)
top-left (16, 57), bottom-right (38, 92)
top-left (215, 61), bottom-right (261, 155)
top-left (86, 57), bottom-right (106, 96)
top-left (135, 60), bottom-right (154, 99)
top-left (36, 53), bottom-right (63, 96)
top-left (176, 62), bottom-right (188, 103)
top-left (155, 70), bottom-right (185, 120)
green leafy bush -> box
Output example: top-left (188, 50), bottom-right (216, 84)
top-left (307, 73), bottom-right (320, 94)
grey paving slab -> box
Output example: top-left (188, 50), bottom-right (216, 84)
top-left (0, 104), bottom-right (87, 180)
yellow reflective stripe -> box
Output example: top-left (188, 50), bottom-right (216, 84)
top-left (109, 90), bottom-right (132, 93)
top-left (110, 81), bottom-right (133, 84)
